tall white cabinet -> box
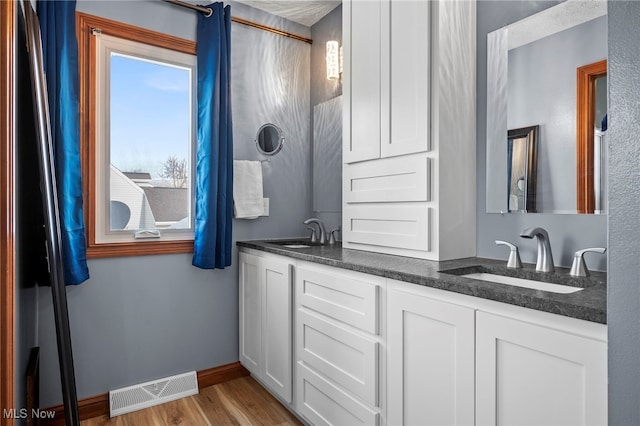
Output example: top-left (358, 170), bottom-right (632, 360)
top-left (342, 0), bottom-right (476, 260)
top-left (238, 251), bottom-right (293, 404)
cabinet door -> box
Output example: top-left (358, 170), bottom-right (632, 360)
top-left (387, 288), bottom-right (475, 425)
top-left (476, 311), bottom-right (607, 426)
top-left (239, 252), bottom-right (261, 376)
top-left (381, 0), bottom-right (431, 158)
top-left (343, 0), bottom-right (381, 163)
top-left (262, 258), bottom-right (293, 403)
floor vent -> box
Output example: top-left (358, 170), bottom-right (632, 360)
top-left (109, 371), bottom-right (198, 417)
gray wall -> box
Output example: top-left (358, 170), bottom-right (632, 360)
top-left (38, 0), bottom-right (312, 407)
top-left (477, 1), bottom-right (607, 271)
top-left (607, 1), bottom-right (640, 423)
top-left (507, 16), bottom-right (607, 213)
top-left (310, 5), bottom-right (342, 232)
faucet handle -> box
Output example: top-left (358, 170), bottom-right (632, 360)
top-left (307, 226), bottom-right (318, 243)
top-left (570, 247), bottom-right (606, 277)
top-left (329, 228), bottom-right (341, 245)
top-left (495, 240), bottom-right (522, 268)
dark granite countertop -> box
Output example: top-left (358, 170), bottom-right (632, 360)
top-left (237, 239), bottom-right (607, 324)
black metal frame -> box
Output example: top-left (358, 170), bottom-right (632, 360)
top-left (20, 2), bottom-right (80, 425)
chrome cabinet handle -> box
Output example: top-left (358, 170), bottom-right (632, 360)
top-left (570, 247), bottom-right (606, 277)
top-left (495, 240), bottom-right (522, 269)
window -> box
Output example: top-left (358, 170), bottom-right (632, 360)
top-left (77, 13), bottom-right (197, 257)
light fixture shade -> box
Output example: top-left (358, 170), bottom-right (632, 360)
top-left (326, 40), bottom-right (339, 80)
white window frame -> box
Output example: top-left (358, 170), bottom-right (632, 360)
top-left (94, 33), bottom-right (196, 244)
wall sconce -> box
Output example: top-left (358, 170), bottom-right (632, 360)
top-left (326, 40), bottom-right (340, 81)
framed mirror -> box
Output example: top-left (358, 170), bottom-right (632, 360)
top-left (486, 0), bottom-right (607, 214)
top-left (255, 123), bottom-right (284, 156)
top-left (507, 125), bottom-right (538, 213)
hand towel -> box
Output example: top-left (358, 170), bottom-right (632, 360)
top-left (233, 160), bottom-right (264, 219)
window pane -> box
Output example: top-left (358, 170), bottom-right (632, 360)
top-left (109, 53), bottom-right (192, 231)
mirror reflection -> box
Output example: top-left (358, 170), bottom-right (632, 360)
top-left (255, 123), bottom-right (284, 156)
top-left (508, 126), bottom-right (538, 213)
top-left (486, 1), bottom-right (607, 214)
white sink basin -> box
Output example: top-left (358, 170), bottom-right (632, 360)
top-left (462, 273), bottom-right (583, 294)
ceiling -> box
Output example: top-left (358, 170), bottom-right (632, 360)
top-left (235, 1), bottom-right (341, 27)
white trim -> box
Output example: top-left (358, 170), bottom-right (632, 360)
top-left (94, 33), bottom-right (196, 244)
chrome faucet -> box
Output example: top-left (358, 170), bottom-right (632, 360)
top-left (520, 227), bottom-right (555, 272)
top-left (303, 218), bottom-right (326, 244)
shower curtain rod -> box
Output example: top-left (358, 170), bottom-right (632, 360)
top-left (162, 0), bottom-right (313, 44)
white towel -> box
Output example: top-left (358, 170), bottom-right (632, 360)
top-left (233, 160), bottom-right (264, 219)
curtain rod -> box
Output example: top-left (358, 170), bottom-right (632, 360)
top-left (162, 0), bottom-right (313, 44)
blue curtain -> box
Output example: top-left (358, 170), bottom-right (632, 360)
top-left (193, 3), bottom-right (234, 269)
top-left (38, 0), bottom-right (89, 285)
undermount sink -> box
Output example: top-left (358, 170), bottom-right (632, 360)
top-left (440, 266), bottom-right (585, 294)
top-left (461, 272), bottom-right (583, 294)
top-left (267, 240), bottom-right (317, 249)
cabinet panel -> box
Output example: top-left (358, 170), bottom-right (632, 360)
top-left (238, 251), bottom-right (293, 404)
top-left (297, 363), bottom-right (380, 426)
top-left (262, 261), bottom-right (293, 403)
top-left (381, 0), bottom-right (431, 157)
top-left (344, 0), bottom-right (381, 163)
top-left (239, 252), bottom-right (261, 376)
top-left (387, 288), bottom-right (475, 425)
top-left (344, 155), bottom-right (430, 203)
top-left (343, 204), bottom-right (430, 251)
top-left (297, 266), bottom-right (379, 334)
top-left (298, 310), bottom-right (379, 406)
top-left (476, 311), bottom-right (607, 426)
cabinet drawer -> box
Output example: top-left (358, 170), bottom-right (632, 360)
top-left (344, 204), bottom-right (430, 251)
top-left (344, 155), bottom-right (430, 203)
top-left (297, 267), bottom-right (379, 334)
top-left (298, 310), bottom-right (379, 406)
top-left (297, 363), bottom-right (379, 426)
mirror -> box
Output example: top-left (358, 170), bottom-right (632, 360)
top-left (255, 123), bottom-right (284, 156)
top-left (313, 96), bottom-right (342, 213)
top-left (486, 0), bottom-right (607, 214)
top-left (508, 125), bottom-right (538, 213)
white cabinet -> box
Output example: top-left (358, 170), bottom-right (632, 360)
top-left (342, 0), bottom-right (476, 261)
top-left (239, 252), bottom-right (607, 426)
top-left (387, 287), bottom-right (475, 426)
top-left (295, 263), bottom-right (385, 425)
top-left (239, 251), bottom-right (293, 403)
top-left (343, 0), bottom-right (381, 163)
top-left (387, 280), bottom-right (607, 426)
top-left (476, 311), bottom-right (607, 426)
top-left (343, 0), bottom-right (431, 163)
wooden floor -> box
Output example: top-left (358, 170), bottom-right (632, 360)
top-left (81, 377), bottom-right (303, 426)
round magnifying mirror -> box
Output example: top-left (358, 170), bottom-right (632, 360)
top-left (255, 123), bottom-right (284, 156)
